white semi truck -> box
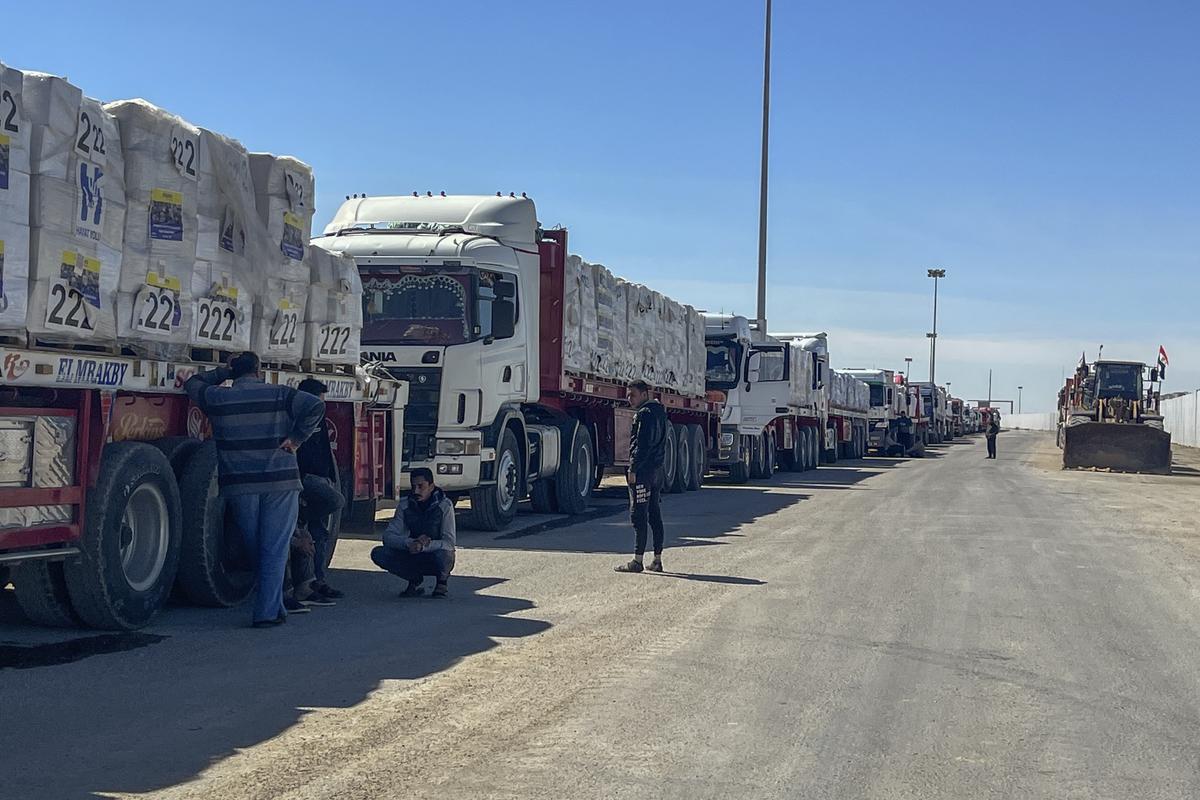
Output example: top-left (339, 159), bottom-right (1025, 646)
top-left (773, 332), bottom-right (871, 464)
top-left (703, 315), bottom-right (821, 482)
top-left (314, 194), bottom-right (721, 531)
top-left (914, 382), bottom-right (950, 443)
top-left (844, 368), bottom-right (910, 455)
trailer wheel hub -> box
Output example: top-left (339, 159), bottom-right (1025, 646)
top-left (119, 483), bottom-right (171, 593)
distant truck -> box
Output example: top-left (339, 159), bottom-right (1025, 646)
top-left (703, 315), bottom-right (820, 482)
top-left (913, 382), bottom-right (950, 443)
top-left (775, 333), bottom-right (871, 463)
top-left (316, 194), bottom-right (721, 530)
top-left (843, 368), bottom-right (922, 456)
top-left (948, 397), bottom-right (965, 437)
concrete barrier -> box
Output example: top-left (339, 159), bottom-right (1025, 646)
top-left (1004, 412), bottom-right (1056, 432)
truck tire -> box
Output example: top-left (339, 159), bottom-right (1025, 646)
top-left (661, 423), bottom-right (679, 493)
top-left (64, 442), bottom-right (182, 630)
top-left (152, 436), bottom-right (203, 478)
top-left (764, 434), bottom-right (776, 478)
top-left (555, 423), bottom-right (594, 515)
top-left (729, 437), bottom-right (752, 484)
top-left (668, 424), bottom-right (690, 494)
top-left (469, 428), bottom-right (522, 531)
top-left (749, 434), bottom-right (764, 479)
top-left (13, 560), bottom-right (81, 628)
top-left (686, 424), bottom-right (705, 490)
top-left (173, 442), bottom-right (254, 607)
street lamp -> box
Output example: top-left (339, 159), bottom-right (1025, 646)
top-left (904, 356), bottom-right (912, 380)
top-left (927, 268), bottom-right (946, 385)
top-left (946, 381), bottom-right (952, 397)
top-left (1018, 385), bottom-right (1023, 413)
top-left (754, 0), bottom-right (772, 335)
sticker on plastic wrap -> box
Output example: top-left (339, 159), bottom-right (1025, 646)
top-left (268, 301), bottom-right (299, 351)
top-left (0, 133), bottom-right (9, 191)
top-left (75, 161), bottom-right (107, 242)
top-left (133, 271), bottom-right (182, 335)
top-left (284, 170), bottom-right (306, 212)
top-left (169, 127), bottom-right (198, 181)
top-left (316, 324), bottom-right (352, 358)
top-left (280, 211), bottom-right (304, 260)
top-left (195, 286), bottom-right (239, 345)
top-left (219, 207), bottom-right (243, 254)
top-left (149, 188), bottom-right (184, 241)
top-left (45, 251), bottom-right (100, 334)
top-left (73, 107), bottom-right (108, 164)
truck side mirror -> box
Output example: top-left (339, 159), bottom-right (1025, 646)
top-left (491, 299), bottom-right (516, 340)
top-left (745, 351), bottom-right (761, 390)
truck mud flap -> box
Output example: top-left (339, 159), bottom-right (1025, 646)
top-left (1062, 422), bottom-right (1171, 475)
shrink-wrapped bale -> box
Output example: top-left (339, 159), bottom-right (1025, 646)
top-left (251, 277), bottom-right (306, 364)
top-left (107, 99), bottom-right (205, 356)
top-left (592, 263), bottom-right (621, 377)
top-left (304, 244), bottom-right (362, 365)
top-left (26, 74), bottom-right (125, 345)
top-left (190, 128), bottom-right (263, 352)
top-left (249, 153), bottom-right (312, 283)
top-left (684, 307), bottom-right (706, 397)
top-left (0, 63), bottom-right (31, 335)
top-left (561, 255), bottom-right (588, 373)
top-left (624, 283), bottom-right (658, 385)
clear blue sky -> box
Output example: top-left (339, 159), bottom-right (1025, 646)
top-left (7, 0), bottom-right (1198, 411)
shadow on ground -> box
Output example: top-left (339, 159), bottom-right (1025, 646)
top-left (0, 571), bottom-right (548, 799)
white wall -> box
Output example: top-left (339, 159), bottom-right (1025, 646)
top-left (1004, 412), bottom-right (1056, 431)
top-left (1001, 394), bottom-right (1200, 447)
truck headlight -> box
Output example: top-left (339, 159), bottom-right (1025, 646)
top-left (719, 432), bottom-right (736, 447)
top-left (436, 438), bottom-right (481, 456)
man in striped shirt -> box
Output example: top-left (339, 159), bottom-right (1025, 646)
top-left (186, 352), bottom-right (325, 627)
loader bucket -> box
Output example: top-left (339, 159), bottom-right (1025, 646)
top-left (1062, 422), bottom-right (1171, 474)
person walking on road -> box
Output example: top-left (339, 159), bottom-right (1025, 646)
top-left (185, 352), bottom-right (325, 628)
top-left (616, 380), bottom-right (668, 574)
top-left (296, 378), bottom-right (346, 600)
top-left (371, 468), bottom-right (456, 598)
top-left (985, 411), bottom-right (1001, 459)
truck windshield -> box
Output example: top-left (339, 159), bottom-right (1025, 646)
top-left (706, 342), bottom-right (742, 389)
top-left (1096, 364), bottom-right (1142, 400)
top-left (361, 266), bottom-right (515, 346)
top-left (868, 383), bottom-right (886, 406)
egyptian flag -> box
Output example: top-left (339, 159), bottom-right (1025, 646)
top-left (1157, 345), bottom-right (1169, 378)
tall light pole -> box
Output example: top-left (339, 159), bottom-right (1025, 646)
top-left (904, 356), bottom-right (913, 381)
top-left (1018, 385), bottom-right (1023, 413)
top-left (946, 381), bottom-right (952, 398)
top-left (755, 0), bottom-right (772, 335)
top-left (927, 268), bottom-right (946, 385)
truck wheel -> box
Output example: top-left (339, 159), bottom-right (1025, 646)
top-left (763, 434), bottom-right (776, 478)
top-left (661, 423), bottom-right (679, 492)
top-left (807, 428), bottom-right (818, 470)
top-left (152, 436), bottom-right (202, 478)
top-left (749, 434), bottom-right (764, 479)
top-left (13, 561), bottom-right (81, 628)
top-left (555, 423), bottom-right (595, 514)
top-left (469, 428), bottom-right (522, 531)
top-left (729, 437), bottom-right (752, 484)
top-left (686, 424), bottom-right (705, 490)
top-left (669, 424), bottom-right (690, 494)
top-left (64, 442), bottom-right (182, 630)
top-left (172, 442), bottom-right (254, 607)
top-left (786, 427), bottom-right (803, 472)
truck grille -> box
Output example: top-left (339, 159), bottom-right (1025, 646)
top-left (384, 367), bottom-right (441, 462)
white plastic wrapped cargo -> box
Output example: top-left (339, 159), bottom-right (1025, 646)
top-left (560, 255), bottom-right (586, 373)
top-left (592, 262), bottom-right (620, 377)
top-left (684, 306), bottom-right (706, 397)
top-left (248, 153), bottom-right (312, 283)
top-left (251, 277), bottom-right (306, 363)
top-left (624, 282), bottom-right (658, 385)
top-left (304, 244), bottom-right (362, 365)
top-left (190, 128), bottom-right (263, 352)
top-left (26, 74), bottom-right (125, 345)
top-left (0, 62), bottom-right (31, 336)
top-left (788, 343), bottom-right (815, 408)
top-left (106, 99), bottom-right (206, 356)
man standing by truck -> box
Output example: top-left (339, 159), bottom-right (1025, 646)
top-left (296, 378), bottom-right (346, 600)
top-left (185, 352), bottom-right (325, 628)
top-left (616, 380), bottom-right (668, 574)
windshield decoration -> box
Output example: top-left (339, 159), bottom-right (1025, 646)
top-left (363, 274), bottom-right (469, 344)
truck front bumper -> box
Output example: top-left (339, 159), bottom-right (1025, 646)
top-left (401, 456), bottom-right (483, 492)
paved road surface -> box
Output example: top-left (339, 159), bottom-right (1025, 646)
top-left (4, 432), bottom-right (1200, 799)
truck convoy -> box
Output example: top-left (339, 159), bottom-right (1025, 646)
top-left (845, 368), bottom-right (919, 456)
top-left (700, 316), bottom-right (870, 480)
top-left (0, 63), bottom-right (408, 630)
top-left (1057, 357), bottom-right (1170, 474)
top-left (316, 194), bottom-right (719, 530)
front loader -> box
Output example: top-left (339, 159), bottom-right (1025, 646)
top-left (1058, 359), bottom-right (1171, 474)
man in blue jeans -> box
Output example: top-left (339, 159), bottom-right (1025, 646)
top-left (186, 352), bottom-right (324, 627)
top-left (371, 468), bottom-right (456, 598)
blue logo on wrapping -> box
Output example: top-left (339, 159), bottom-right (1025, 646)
top-left (79, 163), bottom-right (104, 226)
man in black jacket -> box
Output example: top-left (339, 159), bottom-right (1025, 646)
top-left (296, 379), bottom-right (346, 599)
top-left (616, 380), bottom-right (669, 574)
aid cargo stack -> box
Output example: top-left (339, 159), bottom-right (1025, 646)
top-left (193, 128), bottom-right (261, 353)
top-left (25, 73), bottom-right (125, 347)
top-left (0, 62), bottom-right (31, 338)
top-left (305, 243), bottom-right (362, 366)
top-left (106, 99), bottom-right (201, 359)
top-left (248, 153), bottom-right (313, 364)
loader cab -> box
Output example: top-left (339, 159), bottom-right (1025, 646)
top-left (1093, 361), bottom-right (1144, 402)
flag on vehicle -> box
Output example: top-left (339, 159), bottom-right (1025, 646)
top-left (1157, 345), bottom-right (1169, 378)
